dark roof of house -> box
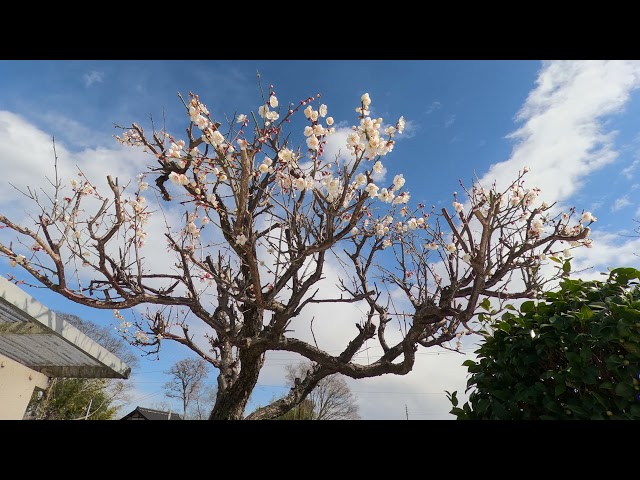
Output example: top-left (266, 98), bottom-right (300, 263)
top-left (120, 406), bottom-right (183, 420)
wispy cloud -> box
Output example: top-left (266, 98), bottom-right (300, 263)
top-left (444, 114), bottom-right (456, 128)
top-left (397, 119), bottom-right (419, 139)
top-left (83, 70), bottom-right (104, 88)
top-left (473, 60), bottom-right (640, 295)
top-left (612, 195), bottom-right (632, 212)
top-left (479, 60), bottom-right (640, 207)
top-left (622, 158), bottom-right (640, 179)
top-left (425, 101), bottom-right (442, 115)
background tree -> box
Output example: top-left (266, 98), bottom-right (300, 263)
top-left (284, 361), bottom-right (360, 419)
top-left (448, 267), bottom-right (640, 420)
top-left (26, 311), bottom-right (139, 420)
top-left (163, 358), bottom-right (210, 418)
top-left (150, 400), bottom-right (174, 413)
top-left (185, 384), bottom-right (217, 420)
top-left (0, 80), bottom-right (595, 419)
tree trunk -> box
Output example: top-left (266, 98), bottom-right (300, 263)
top-left (209, 348), bottom-right (265, 419)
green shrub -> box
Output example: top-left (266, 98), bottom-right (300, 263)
top-left (448, 267), bottom-right (640, 420)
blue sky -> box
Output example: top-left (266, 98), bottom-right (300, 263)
top-left (2, 60), bottom-right (640, 419)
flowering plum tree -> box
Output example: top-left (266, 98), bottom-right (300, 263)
top-left (0, 80), bottom-right (596, 419)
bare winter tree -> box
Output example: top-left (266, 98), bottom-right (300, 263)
top-left (163, 358), bottom-right (209, 418)
top-left (186, 385), bottom-right (217, 420)
top-left (285, 361), bottom-right (360, 420)
top-left (0, 78), bottom-right (597, 419)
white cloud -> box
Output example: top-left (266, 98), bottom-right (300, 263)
top-left (425, 101), bottom-right (442, 115)
top-left (570, 230), bottom-right (640, 281)
top-left (83, 70), bottom-right (104, 88)
top-left (319, 126), bottom-right (353, 165)
top-left (444, 114), bottom-right (456, 128)
top-left (622, 158), bottom-right (640, 179)
top-left (396, 119), bottom-right (419, 140)
top-left (478, 60), bottom-right (640, 208)
top-left (612, 195), bottom-right (632, 212)
top-left (38, 112), bottom-right (111, 149)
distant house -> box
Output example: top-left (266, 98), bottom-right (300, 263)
top-left (121, 406), bottom-right (183, 420)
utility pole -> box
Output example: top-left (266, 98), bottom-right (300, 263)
top-left (405, 404), bottom-right (409, 420)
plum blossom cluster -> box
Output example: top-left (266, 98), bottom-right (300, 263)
top-left (346, 93), bottom-right (405, 161)
top-left (110, 87), bottom-right (414, 268)
top-left (115, 126), bottom-right (144, 148)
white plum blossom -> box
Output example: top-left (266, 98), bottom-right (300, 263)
top-left (392, 174), bottom-right (405, 190)
top-left (378, 188), bottom-right (395, 203)
top-left (294, 177), bottom-right (311, 191)
top-left (361, 93), bottom-right (371, 107)
top-left (187, 222), bottom-right (199, 235)
top-left (446, 243), bottom-right (457, 253)
top-left (392, 192), bottom-right (410, 205)
top-left (207, 194), bottom-right (218, 207)
top-left (462, 253), bottom-right (471, 264)
top-left (407, 218), bottom-right (418, 230)
top-left (304, 105), bottom-right (313, 119)
top-left (325, 177), bottom-right (342, 199)
top-left (452, 201), bottom-right (464, 213)
top-left (351, 227), bottom-right (359, 236)
top-left (365, 183), bottom-right (379, 198)
top-left (373, 161), bottom-right (384, 174)
top-left (303, 126), bottom-right (314, 137)
top-left (236, 114), bottom-right (247, 123)
top-left (236, 234), bottom-right (248, 246)
top-left (169, 140), bottom-right (186, 159)
top-left (355, 173), bottom-right (367, 186)
top-left (580, 211), bottom-right (597, 223)
top-left (319, 104), bottom-right (327, 117)
top-left (425, 242), bottom-right (439, 251)
top-left (306, 135), bottom-right (320, 150)
top-left (204, 129), bottom-right (224, 146)
top-left (397, 116), bottom-right (405, 134)
top-left (169, 172), bottom-right (189, 186)
top-left (278, 148), bottom-right (296, 164)
top-left (269, 95), bottom-right (278, 108)
top-left (529, 220), bottom-right (544, 238)
top-left (326, 117), bottom-right (334, 126)
top-left (265, 111), bottom-right (279, 122)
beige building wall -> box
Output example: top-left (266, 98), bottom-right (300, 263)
top-left (0, 352), bottom-right (49, 420)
